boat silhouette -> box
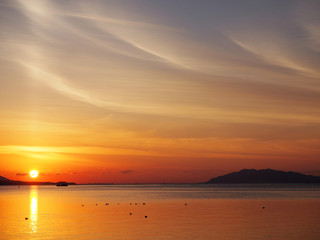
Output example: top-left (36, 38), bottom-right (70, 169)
top-left (56, 182), bottom-right (69, 187)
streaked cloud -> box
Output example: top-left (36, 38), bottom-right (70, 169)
top-left (121, 170), bottom-right (134, 174)
top-left (16, 173), bottom-right (28, 176)
top-left (0, 0), bottom-right (319, 182)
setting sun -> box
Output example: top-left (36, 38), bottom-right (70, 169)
top-left (30, 170), bottom-right (39, 178)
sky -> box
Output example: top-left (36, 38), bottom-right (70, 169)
top-left (0, 0), bottom-right (320, 183)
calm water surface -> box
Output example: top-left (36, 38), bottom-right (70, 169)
top-left (1, 184), bottom-right (320, 240)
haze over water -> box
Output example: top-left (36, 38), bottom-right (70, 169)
top-left (1, 184), bottom-right (320, 240)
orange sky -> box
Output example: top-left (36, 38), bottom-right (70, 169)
top-left (0, 0), bottom-right (320, 183)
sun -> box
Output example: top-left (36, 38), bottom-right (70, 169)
top-left (30, 170), bottom-right (39, 178)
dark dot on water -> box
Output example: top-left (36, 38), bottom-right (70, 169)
top-left (25, 217), bottom-right (28, 220)
top-left (262, 206), bottom-right (265, 209)
top-left (145, 216), bottom-right (148, 218)
top-left (82, 205), bottom-right (84, 207)
top-left (130, 203), bottom-right (132, 205)
top-left (185, 203), bottom-right (187, 205)
top-left (130, 213), bottom-right (132, 215)
top-left (143, 203), bottom-right (146, 205)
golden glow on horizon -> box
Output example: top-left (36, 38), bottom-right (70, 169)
top-left (30, 170), bottom-right (39, 178)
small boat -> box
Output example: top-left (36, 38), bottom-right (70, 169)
top-left (56, 183), bottom-right (68, 187)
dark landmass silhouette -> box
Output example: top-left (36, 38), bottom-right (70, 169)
top-left (206, 169), bottom-right (320, 184)
top-left (0, 176), bottom-right (75, 185)
top-left (0, 176), bottom-right (11, 182)
top-left (1, 169), bottom-right (320, 185)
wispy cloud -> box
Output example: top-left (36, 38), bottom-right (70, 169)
top-left (230, 37), bottom-right (320, 79)
top-left (16, 173), bottom-right (28, 176)
top-left (1, 0), bottom-right (320, 181)
top-left (0, 145), bottom-right (151, 157)
top-left (121, 170), bottom-right (134, 174)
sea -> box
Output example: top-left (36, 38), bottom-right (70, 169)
top-left (0, 184), bottom-right (320, 240)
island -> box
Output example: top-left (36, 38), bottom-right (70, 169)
top-left (206, 169), bottom-right (320, 184)
top-left (0, 175), bottom-right (75, 186)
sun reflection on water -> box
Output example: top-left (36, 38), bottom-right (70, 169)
top-left (30, 186), bottom-right (38, 233)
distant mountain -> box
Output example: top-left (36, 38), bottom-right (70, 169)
top-left (206, 169), bottom-right (320, 184)
top-left (0, 176), bottom-right (11, 182)
top-left (0, 176), bottom-right (75, 185)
